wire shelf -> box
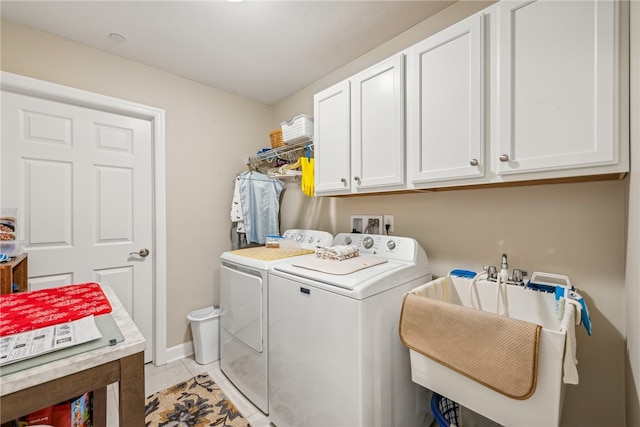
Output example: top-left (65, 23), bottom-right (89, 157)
top-left (247, 136), bottom-right (313, 170)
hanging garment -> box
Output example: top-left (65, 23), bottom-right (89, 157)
top-left (238, 171), bottom-right (285, 244)
top-left (230, 175), bottom-right (245, 233)
top-left (301, 157), bottom-right (314, 197)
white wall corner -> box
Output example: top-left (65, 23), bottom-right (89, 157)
top-left (626, 0), bottom-right (640, 425)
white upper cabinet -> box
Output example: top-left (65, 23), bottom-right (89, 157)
top-left (407, 12), bottom-right (484, 188)
top-left (314, 81), bottom-right (351, 195)
top-left (312, 0), bottom-right (628, 196)
top-left (314, 54), bottom-right (405, 196)
top-left (493, 0), bottom-right (625, 177)
top-left (350, 54), bottom-right (405, 192)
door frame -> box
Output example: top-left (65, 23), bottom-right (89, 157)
top-left (1, 71), bottom-right (168, 366)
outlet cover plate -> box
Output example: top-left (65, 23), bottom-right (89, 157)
top-left (351, 215), bottom-right (383, 234)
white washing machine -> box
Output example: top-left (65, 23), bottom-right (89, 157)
top-left (219, 229), bottom-right (333, 414)
top-left (268, 233), bottom-right (432, 427)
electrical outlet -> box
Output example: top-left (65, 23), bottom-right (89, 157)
top-left (383, 215), bottom-right (394, 233)
top-left (351, 215), bottom-right (383, 234)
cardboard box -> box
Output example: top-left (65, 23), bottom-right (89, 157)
top-left (26, 406), bottom-right (52, 425)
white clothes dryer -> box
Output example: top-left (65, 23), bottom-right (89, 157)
top-left (268, 233), bottom-right (432, 427)
top-left (219, 229), bottom-right (333, 414)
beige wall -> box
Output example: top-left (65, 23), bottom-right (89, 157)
top-left (274, 2), bottom-right (631, 426)
top-left (0, 19), bottom-right (274, 349)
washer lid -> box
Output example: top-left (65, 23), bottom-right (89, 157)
top-left (291, 255), bottom-right (388, 275)
top-left (273, 260), bottom-right (407, 290)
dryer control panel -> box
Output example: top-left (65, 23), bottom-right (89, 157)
top-left (332, 233), bottom-right (417, 262)
top-left (282, 229), bottom-right (333, 249)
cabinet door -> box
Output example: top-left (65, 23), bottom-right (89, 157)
top-left (407, 13), bottom-right (484, 186)
top-left (313, 80), bottom-right (351, 195)
top-left (351, 54), bottom-right (405, 192)
top-left (495, 0), bottom-right (618, 175)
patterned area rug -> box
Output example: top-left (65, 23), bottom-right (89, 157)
top-left (145, 373), bottom-right (251, 427)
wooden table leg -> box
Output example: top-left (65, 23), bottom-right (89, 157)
top-left (118, 351), bottom-right (145, 426)
top-left (92, 386), bottom-right (107, 427)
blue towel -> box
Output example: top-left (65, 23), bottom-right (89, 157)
top-left (569, 290), bottom-right (592, 336)
top-left (450, 269), bottom-right (476, 279)
top-left (555, 286), bottom-right (592, 336)
top-left (526, 281), bottom-right (557, 293)
top-left (238, 171), bottom-right (285, 245)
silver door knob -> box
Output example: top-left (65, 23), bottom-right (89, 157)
top-left (354, 176), bottom-right (361, 185)
top-left (499, 154), bottom-right (510, 162)
top-left (341, 178), bottom-right (347, 184)
top-left (469, 158), bottom-right (479, 166)
top-left (129, 248), bottom-right (150, 257)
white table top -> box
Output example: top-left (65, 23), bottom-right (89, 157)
top-left (0, 283), bottom-right (146, 395)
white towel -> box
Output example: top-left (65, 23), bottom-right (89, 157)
top-left (315, 245), bottom-right (359, 261)
top-left (560, 299), bottom-right (581, 384)
top-left (410, 276), bottom-right (452, 302)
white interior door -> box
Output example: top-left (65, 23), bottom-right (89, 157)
top-left (1, 90), bottom-right (154, 363)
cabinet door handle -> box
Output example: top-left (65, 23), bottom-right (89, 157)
top-left (469, 159), bottom-right (479, 166)
top-left (340, 178), bottom-right (347, 184)
top-left (354, 176), bottom-right (361, 185)
top-left (499, 154), bottom-right (510, 162)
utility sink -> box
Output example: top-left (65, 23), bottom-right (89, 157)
top-left (401, 274), bottom-right (577, 427)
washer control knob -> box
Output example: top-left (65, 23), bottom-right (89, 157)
top-left (363, 236), bottom-right (374, 249)
top-left (387, 240), bottom-right (396, 250)
top-left (307, 236), bottom-right (314, 244)
top-left (345, 236), bottom-right (352, 245)
top-left (296, 235), bottom-right (304, 242)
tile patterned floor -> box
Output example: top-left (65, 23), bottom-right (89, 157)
top-left (106, 356), bottom-right (271, 426)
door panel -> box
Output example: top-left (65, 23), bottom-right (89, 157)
top-left (25, 159), bottom-right (73, 246)
top-left (407, 12), bottom-right (484, 184)
top-left (220, 265), bottom-right (263, 353)
top-left (96, 166), bottom-right (133, 242)
top-left (496, 0), bottom-right (617, 174)
top-left (1, 91), bottom-right (154, 362)
top-left (313, 81), bottom-right (351, 195)
top-left (29, 274), bottom-right (73, 291)
top-left (96, 267), bottom-right (135, 315)
top-left (351, 54), bottom-right (405, 190)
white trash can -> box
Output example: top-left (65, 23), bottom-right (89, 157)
top-left (187, 305), bottom-right (221, 365)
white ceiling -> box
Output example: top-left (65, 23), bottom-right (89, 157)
top-left (0, 0), bottom-right (454, 105)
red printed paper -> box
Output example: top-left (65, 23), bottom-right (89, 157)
top-left (0, 282), bottom-right (112, 336)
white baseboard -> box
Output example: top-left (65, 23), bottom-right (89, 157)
top-left (165, 340), bottom-right (195, 364)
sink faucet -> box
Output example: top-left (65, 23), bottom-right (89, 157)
top-left (511, 269), bottom-right (526, 285)
top-left (484, 254), bottom-right (527, 286)
top-left (500, 254), bottom-right (509, 283)
top-left (484, 265), bottom-right (497, 280)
